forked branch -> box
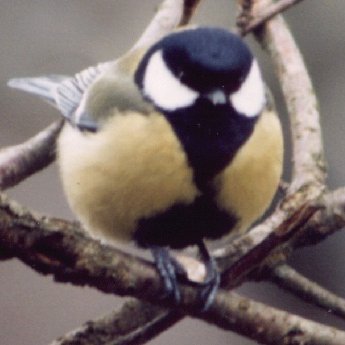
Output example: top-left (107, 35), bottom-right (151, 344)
top-left (1, 0), bottom-right (344, 344)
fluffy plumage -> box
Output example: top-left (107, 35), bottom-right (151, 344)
top-left (8, 26), bottom-right (283, 309)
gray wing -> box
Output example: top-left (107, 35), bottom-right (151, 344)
top-left (8, 62), bottom-right (110, 130)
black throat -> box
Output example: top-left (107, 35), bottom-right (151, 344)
top-left (165, 100), bottom-right (257, 193)
top-left (134, 102), bottom-right (258, 249)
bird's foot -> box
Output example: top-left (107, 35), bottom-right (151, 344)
top-left (197, 255), bottom-right (220, 312)
top-left (151, 243), bottom-right (220, 312)
top-left (151, 246), bottom-right (188, 304)
top-left (196, 241), bottom-right (220, 312)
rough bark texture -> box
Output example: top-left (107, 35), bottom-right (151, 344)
top-left (1, 0), bottom-right (345, 344)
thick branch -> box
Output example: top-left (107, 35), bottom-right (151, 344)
top-left (0, 121), bottom-right (63, 190)
top-left (2, 1), bottom-right (204, 344)
top-left (92, 185), bottom-right (345, 345)
top-left (50, 299), bottom-right (181, 345)
top-left (2, 192), bottom-right (345, 344)
top-left (2, 0), bottom-right (340, 344)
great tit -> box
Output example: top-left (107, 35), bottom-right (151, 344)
top-left (8, 27), bottom-right (283, 310)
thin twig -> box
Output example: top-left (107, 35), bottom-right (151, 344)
top-left (204, 291), bottom-right (345, 345)
top-left (3, 1), bottom-right (202, 341)
top-left (1, 0), bottom-right (202, 194)
top-left (269, 264), bottom-right (345, 321)
top-left (0, 1), bottom-right (338, 344)
top-left (0, 120), bottom-right (63, 190)
top-left (179, 0), bottom-right (201, 25)
top-left (237, 0), bottom-right (304, 35)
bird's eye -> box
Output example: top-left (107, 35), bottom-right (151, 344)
top-left (230, 60), bottom-right (265, 118)
top-left (142, 50), bottom-right (198, 111)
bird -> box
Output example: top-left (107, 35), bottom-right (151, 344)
top-left (8, 26), bottom-right (283, 310)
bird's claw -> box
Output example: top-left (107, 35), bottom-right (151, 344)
top-left (151, 246), bottom-right (188, 304)
top-left (151, 243), bottom-right (220, 312)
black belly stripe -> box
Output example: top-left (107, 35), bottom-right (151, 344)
top-left (134, 194), bottom-right (237, 249)
top-left (166, 100), bottom-right (256, 192)
top-left (134, 101), bottom-right (257, 249)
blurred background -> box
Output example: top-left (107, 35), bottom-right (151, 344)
top-left (1, 1), bottom-right (345, 344)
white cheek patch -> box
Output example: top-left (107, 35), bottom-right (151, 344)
top-left (143, 50), bottom-right (198, 111)
top-left (230, 60), bottom-right (266, 118)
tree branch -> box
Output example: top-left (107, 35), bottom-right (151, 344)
top-left (231, 187), bottom-right (342, 270)
top-left (131, 0), bottom-right (201, 52)
top-left (2, 0), bottom-right (342, 344)
top-left (1, 193), bottom-right (345, 344)
top-left (206, 187), bottom-right (345, 332)
top-left (237, 0), bottom-right (304, 35)
top-left (268, 264), bottom-right (345, 321)
top-left (0, 120), bottom-right (63, 190)
top-left (204, 291), bottom-right (345, 345)
top-left (220, 202), bottom-right (320, 289)
top-left (293, 187), bottom-right (345, 247)
top-left (50, 299), bottom-right (181, 345)
top-left (249, 0), bottom-right (326, 193)
top-left (2, 1), bottom-right (204, 344)
top-left (0, 0), bottom-right (202, 193)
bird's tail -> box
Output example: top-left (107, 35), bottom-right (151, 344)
top-left (8, 62), bottom-right (110, 120)
top-left (7, 75), bottom-right (70, 108)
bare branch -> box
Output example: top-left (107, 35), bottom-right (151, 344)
top-left (0, 193), bottom-right (161, 300)
top-left (205, 291), bottom-right (345, 345)
top-left (237, 0), bottom-right (304, 35)
top-left (179, 0), bottom-right (201, 25)
top-left (1, 1), bottom-right (204, 344)
top-left (2, 0), bottom-right (343, 344)
top-left (218, 0), bottom-right (328, 296)
top-left (293, 187), bottom-right (345, 247)
top-left (250, 0), bottom-right (326, 192)
top-left (50, 299), bottom-right (181, 345)
top-left (214, 187), bottom-right (345, 326)
top-left (1, 0), bottom-right (202, 193)
top-left (213, 200), bottom-right (304, 274)
top-left (220, 202), bottom-right (320, 289)
top-left (215, 187), bottom-right (345, 278)
top-left (0, 191), bottom-right (320, 300)
top-left (0, 121), bottom-right (63, 190)
top-left (131, 0), bottom-right (201, 51)
top-left (2, 191), bottom-right (345, 344)
top-left (269, 264), bottom-right (345, 321)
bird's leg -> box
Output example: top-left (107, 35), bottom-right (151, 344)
top-left (150, 246), bottom-right (188, 304)
top-left (151, 243), bottom-right (219, 310)
top-left (196, 240), bottom-right (220, 311)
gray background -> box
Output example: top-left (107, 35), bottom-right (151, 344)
top-left (1, 1), bottom-right (345, 344)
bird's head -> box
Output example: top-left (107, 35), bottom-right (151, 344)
top-left (135, 27), bottom-right (266, 119)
